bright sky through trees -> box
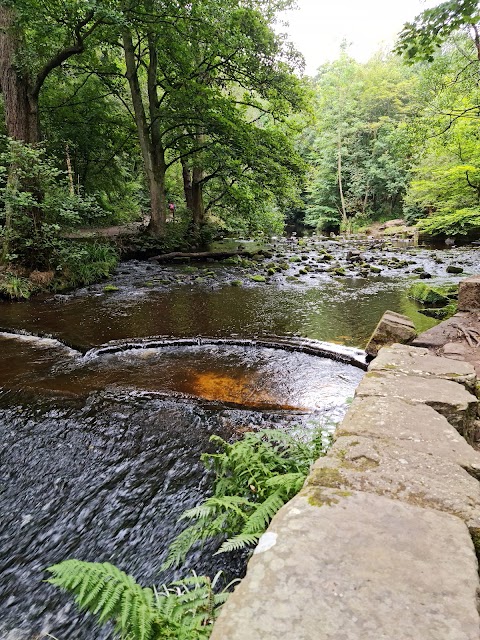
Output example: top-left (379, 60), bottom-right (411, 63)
top-left (279, 0), bottom-right (441, 74)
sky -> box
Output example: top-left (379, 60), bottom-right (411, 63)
top-left (278, 0), bottom-right (441, 75)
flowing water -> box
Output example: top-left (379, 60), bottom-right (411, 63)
top-left (0, 239), bottom-right (477, 639)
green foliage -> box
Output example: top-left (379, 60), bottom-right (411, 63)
top-left (46, 560), bottom-right (230, 640)
top-left (416, 208), bottom-right (480, 236)
top-left (0, 139), bottom-right (112, 270)
top-left (396, 0), bottom-right (480, 63)
top-left (301, 52), bottom-right (417, 231)
top-left (54, 241), bottom-right (119, 289)
top-left (163, 425), bottom-right (331, 569)
top-left (0, 272), bottom-right (34, 300)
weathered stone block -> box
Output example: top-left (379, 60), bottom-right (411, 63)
top-left (365, 310), bottom-right (416, 357)
top-left (458, 276), bottom-right (480, 311)
top-left (337, 396), bottom-right (480, 474)
top-left (211, 492), bottom-right (480, 640)
top-left (356, 371), bottom-right (477, 436)
top-left (370, 344), bottom-right (476, 392)
top-left (308, 435), bottom-right (480, 535)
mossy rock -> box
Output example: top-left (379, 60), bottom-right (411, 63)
top-left (250, 274), bottom-right (266, 282)
top-left (408, 282), bottom-right (451, 305)
top-left (289, 255), bottom-right (302, 263)
top-left (222, 256), bottom-right (240, 265)
top-left (103, 285), bottom-right (119, 292)
top-left (333, 267), bottom-right (346, 276)
top-left (370, 266), bottom-right (382, 273)
top-left (446, 264), bottom-right (463, 274)
top-left (230, 280), bottom-right (243, 287)
top-left (419, 303), bottom-right (457, 320)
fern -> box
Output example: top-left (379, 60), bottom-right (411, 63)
top-left (164, 423), bottom-right (331, 568)
top-left (46, 561), bottom-right (230, 640)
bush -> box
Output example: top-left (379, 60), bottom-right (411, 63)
top-left (54, 241), bottom-right (119, 289)
top-left (0, 139), bottom-right (112, 269)
top-left (0, 272), bottom-right (35, 300)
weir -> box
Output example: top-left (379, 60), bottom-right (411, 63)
top-left (211, 343), bottom-right (480, 640)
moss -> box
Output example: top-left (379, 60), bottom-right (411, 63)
top-left (230, 280), bottom-right (243, 287)
top-left (307, 488), bottom-right (352, 508)
top-left (309, 467), bottom-right (344, 488)
top-left (408, 282), bottom-right (451, 306)
top-left (250, 274), bottom-right (266, 282)
top-left (103, 284), bottom-right (119, 292)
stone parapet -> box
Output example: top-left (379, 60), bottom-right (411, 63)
top-left (211, 345), bottom-right (480, 640)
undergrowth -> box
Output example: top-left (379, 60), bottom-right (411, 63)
top-left (46, 561), bottom-right (233, 640)
top-left (163, 425), bottom-right (331, 569)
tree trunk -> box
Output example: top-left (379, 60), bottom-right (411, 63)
top-left (123, 29), bottom-right (166, 237)
top-left (182, 160), bottom-right (194, 212)
top-left (192, 166), bottom-right (205, 231)
top-left (337, 132), bottom-right (348, 229)
top-left (0, 5), bottom-right (40, 142)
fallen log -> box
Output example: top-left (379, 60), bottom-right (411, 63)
top-left (148, 250), bottom-right (256, 262)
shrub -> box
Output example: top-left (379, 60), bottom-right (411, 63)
top-left (0, 272), bottom-right (35, 300)
top-left (54, 241), bottom-right (119, 289)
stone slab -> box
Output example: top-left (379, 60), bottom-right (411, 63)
top-left (337, 396), bottom-right (480, 475)
top-left (211, 492), bottom-right (480, 640)
top-left (370, 344), bottom-right (476, 392)
top-left (365, 310), bottom-right (417, 357)
top-left (459, 276), bottom-right (480, 311)
top-left (308, 435), bottom-right (480, 534)
top-left (355, 371), bottom-right (477, 436)
top-left (413, 311), bottom-right (480, 377)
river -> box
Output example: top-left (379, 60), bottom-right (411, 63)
top-left (0, 237), bottom-right (476, 639)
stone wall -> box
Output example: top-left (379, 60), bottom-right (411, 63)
top-left (211, 344), bottom-right (480, 640)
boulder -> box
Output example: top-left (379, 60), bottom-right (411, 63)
top-left (458, 276), bottom-right (480, 311)
top-left (365, 310), bottom-right (416, 357)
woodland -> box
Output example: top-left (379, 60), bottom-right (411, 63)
top-left (0, 0), bottom-right (479, 298)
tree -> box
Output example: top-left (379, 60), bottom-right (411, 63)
top-left (302, 51), bottom-right (416, 232)
top-left (396, 0), bottom-right (480, 63)
top-left (0, 1), bottom-right (110, 142)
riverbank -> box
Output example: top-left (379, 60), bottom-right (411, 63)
top-left (211, 343), bottom-right (480, 639)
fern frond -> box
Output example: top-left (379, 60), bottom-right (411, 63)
top-left (215, 533), bottom-right (261, 554)
top-left (242, 490), bottom-right (286, 534)
top-left (46, 560), bottom-right (156, 640)
top-left (265, 472), bottom-right (306, 494)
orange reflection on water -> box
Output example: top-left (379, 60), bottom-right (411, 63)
top-left (184, 370), bottom-right (302, 410)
